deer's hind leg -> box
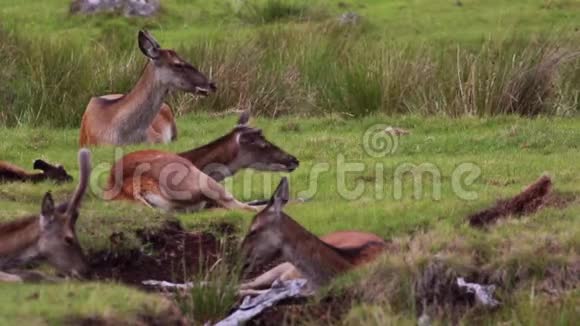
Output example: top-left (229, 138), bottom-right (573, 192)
top-left (239, 262), bottom-right (301, 296)
top-left (0, 271), bottom-right (23, 283)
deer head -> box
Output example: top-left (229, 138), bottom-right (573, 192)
top-left (36, 149), bottom-right (91, 278)
top-left (33, 159), bottom-right (73, 184)
top-left (138, 30), bottom-right (216, 96)
top-left (241, 177), bottom-right (290, 274)
top-left (231, 112), bottom-right (300, 172)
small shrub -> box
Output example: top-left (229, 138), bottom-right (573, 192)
top-left (233, 0), bottom-right (317, 24)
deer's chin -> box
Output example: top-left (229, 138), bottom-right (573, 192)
top-left (192, 86), bottom-right (212, 97)
top-left (266, 163), bottom-right (296, 172)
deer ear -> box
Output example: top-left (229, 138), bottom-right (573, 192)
top-left (40, 192), bottom-right (55, 229)
top-left (33, 159), bottom-right (53, 172)
top-left (269, 177), bottom-right (289, 214)
top-left (237, 111), bottom-right (250, 127)
top-left (138, 30), bottom-right (160, 60)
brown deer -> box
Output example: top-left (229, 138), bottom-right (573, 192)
top-left (178, 111), bottom-right (299, 181)
top-left (240, 178), bottom-right (386, 294)
top-left (0, 159), bottom-right (73, 184)
top-left (0, 149), bottom-right (91, 282)
top-left (79, 30), bottom-right (216, 146)
top-left (104, 111), bottom-right (299, 210)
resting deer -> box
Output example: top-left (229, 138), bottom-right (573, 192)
top-left (79, 30), bottom-right (216, 146)
top-left (0, 159), bottom-right (72, 184)
top-left (0, 149), bottom-right (91, 282)
top-left (239, 177), bottom-right (386, 295)
top-left (104, 111), bottom-right (299, 211)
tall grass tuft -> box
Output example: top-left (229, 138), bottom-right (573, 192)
top-left (233, 0), bottom-right (319, 24)
top-left (1, 26), bottom-right (579, 127)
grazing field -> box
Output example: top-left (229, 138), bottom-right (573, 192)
top-left (0, 0), bottom-right (579, 325)
top-left (1, 114), bottom-right (579, 324)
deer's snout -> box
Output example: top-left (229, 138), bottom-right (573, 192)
top-left (287, 157), bottom-right (300, 171)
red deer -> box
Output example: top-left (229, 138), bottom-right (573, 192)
top-left (240, 178), bottom-right (385, 294)
top-left (104, 111), bottom-right (299, 211)
top-left (0, 149), bottom-right (91, 282)
top-left (79, 30), bottom-right (216, 146)
top-left (0, 159), bottom-right (72, 184)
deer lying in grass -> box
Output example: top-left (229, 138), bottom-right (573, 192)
top-left (104, 111), bottom-right (299, 211)
top-left (79, 30), bottom-right (216, 146)
top-left (0, 149), bottom-right (91, 282)
top-left (239, 178), bottom-right (386, 295)
top-left (177, 111), bottom-right (299, 181)
top-left (0, 159), bottom-right (72, 184)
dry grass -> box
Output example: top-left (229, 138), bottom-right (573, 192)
top-left (1, 27), bottom-right (579, 127)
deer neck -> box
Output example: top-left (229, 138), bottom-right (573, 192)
top-left (28, 173), bottom-right (48, 183)
top-left (116, 62), bottom-right (169, 144)
top-left (178, 133), bottom-right (240, 181)
top-left (0, 217), bottom-right (41, 269)
top-left (277, 215), bottom-right (353, 287)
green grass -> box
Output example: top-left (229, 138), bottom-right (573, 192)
top-left (0, 282), bottom-right (179, 325)
top-left (0, 0), bottom-right (579, 43)
top-left (0, 0), bottom-right (579, 324)
top-left (1, 1), bottom-right (580, 127)
top-left (0, 114), bottom-right (578, 323)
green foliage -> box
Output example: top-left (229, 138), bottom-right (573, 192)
top-left (0, 114), bottom-right (578, 323)
top-left (233, 0), bottom-right (317, 24)
top-left (1, 28), bottom-right (579, 127)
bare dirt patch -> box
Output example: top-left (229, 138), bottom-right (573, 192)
top-left (89, 220), bottom-right (236, 287)
top-left (468, 176), bottom-right (577, 227)
top-left (247, 295), bottom-right (351, 326)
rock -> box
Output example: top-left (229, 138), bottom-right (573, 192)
top-left (338, 12), bottom-right (360, 25)
top-left (70, 0), bottom-right (160, 17)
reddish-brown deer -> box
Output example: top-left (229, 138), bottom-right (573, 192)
top-left (79, 30), bottom-right (216, 146)
top-left (240, 178), bottom-right (386, 294)
top-left (0, 149), bottom-right (92, 282)
top-left (104, 111), bottom-right (299, 211)
top-left (178, 111), bottom-right (299, 181)
top-left (0, 159), bottom-right (72, 184)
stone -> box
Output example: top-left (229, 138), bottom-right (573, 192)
top-left (70, 0), bottom-right (160, 17)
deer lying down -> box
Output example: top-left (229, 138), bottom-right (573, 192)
top-left (104, 151), bottom-right (260, 212)
top-left (240, 178), bottom-right (386, 295)
top-left (79, 30), bottom-right (216, 146)
top-left (104, 111), bottom-right (299, 211)
top-left (0, 149), bottom-right (91, 282)
top-left (0, 159), bottom-right (72, 184)
top-left (178, 111), bottom-right (299, 182)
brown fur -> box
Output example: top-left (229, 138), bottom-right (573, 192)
top-left (0, 216), bottom-right (38, 256)
top-left (0, 161), bottom-right (38, 182)
top-left (178, 132), bottom-right (239, 173)
top-left (0, 160), bottom-right (71, 184)
top-left (105, 113), bottom-right (298, 207)
top-left (80, 92), bottom-right (177, 147)
top-left (0, 149), bottom-right (92, 280)
top-left (103, 150), bottom-right (256, 212)
top-left (79, 30), bottom-right (214, 147)
top-left (468, 175), bottom-right (552, 227)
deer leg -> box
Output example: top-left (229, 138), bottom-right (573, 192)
top-left (135, 192), bottom-right (155, 209)
top-left (239, 262), bottom-right (296, 292)
top-left (0, 271), bottom-right (23, 283)
top-left (213, 197), bottom-right (262, 212)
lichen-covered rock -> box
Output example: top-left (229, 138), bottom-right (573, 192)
top-left (70, 0), bottom-right (160, 17)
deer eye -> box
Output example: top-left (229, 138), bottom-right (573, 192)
top-left (65, 236), bottom-right (75, 245)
